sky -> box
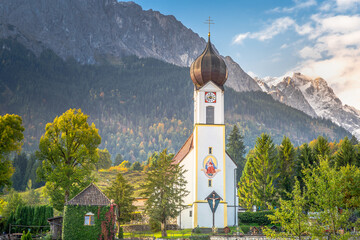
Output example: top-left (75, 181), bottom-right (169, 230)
top-left (127, 0), bottom-right (360, 110)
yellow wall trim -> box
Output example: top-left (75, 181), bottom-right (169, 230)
top-left (224, 203), bottom-right (228, 226)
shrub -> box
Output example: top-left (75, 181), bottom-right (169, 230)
top-left (148, 218), bottom-right (161, 232)
top-left (238, 211), bottom-right (273, 225)
top-left (118, 226), bottom-right (124, 239)
top-left (21, 231), bottom-right (32, 240)
top-left (240, 226), bottom-right (250, 234)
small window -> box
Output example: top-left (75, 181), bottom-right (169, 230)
top-left (208, 179), bottom-right (212, 187)
top-left (189, 210), bottom-right (192, 217)
top-left (84, 212), bottom-right (95, 225)
top-left (209, 147), bottom-right (212, 154)
top-left (206, 106), bottom-right (214, 124)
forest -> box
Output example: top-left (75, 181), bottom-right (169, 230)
top-left (0, 38), bottom-right (351, 166)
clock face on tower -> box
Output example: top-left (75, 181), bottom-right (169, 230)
top-left (205, 92), bottom-right (216, 103)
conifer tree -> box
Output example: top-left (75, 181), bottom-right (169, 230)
top-left (251, 133), bottom-right (279, 209)
top-left (142, 149), bottom-right (188, 237)
top-left (334, 136), bottom-right (356, 167)
top-left (226, 125), bottom-right (246, 181)
top-left (238, 150), bottom-right (255, 210)
top-left (105, 172), bottom-right (135, 235)
top-left (312, 136), bottom-right (330, 162)
top-left (277, 136), bottom-right (296, 199)
top-left (114, 153), bottom-right (124, 166)
top-left (294, 143), bottom-right (314, 189)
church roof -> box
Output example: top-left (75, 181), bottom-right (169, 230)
top-left (172, 133), bottom-right (193, 164)
top-left (190, 35), bottom-right (228, 88)
top-left (66, 183), bottom-right (111, 206)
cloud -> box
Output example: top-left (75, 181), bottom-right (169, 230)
top-left (269, 0), bottom-right (317, 13)
top-left (233, 17), bottom-right (295, 44)
top-left (294, 13), bottom-right (360, 109)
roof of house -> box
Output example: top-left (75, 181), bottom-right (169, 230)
top-left (172, 133), bottom-right (194, 164)
top-left (66, 183), bottom-right (111, 206)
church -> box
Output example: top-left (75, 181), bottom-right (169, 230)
top-left (173, 33), bottom-right (238, 229)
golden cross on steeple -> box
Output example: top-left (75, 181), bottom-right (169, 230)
top-left (204, 16), bottom-right (214, 37)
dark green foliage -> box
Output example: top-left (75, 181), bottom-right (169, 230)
top-left (334, 136), bottom-right (357, 167)
top-left (251, 133), bottom-right (279, 209)
top-left (130, 161), bottom-right (142, 171)
top-left (97, 149), bottom-right (112, 170)
top-left (12, 153), bottom-right (44, 191)
top-left (62, 205), bottom-right (112, 240)
top-left (0, 39), bottom-right (351, 164)
top-left (226, 125), bottom-right (246, 181)
top-left (142, 149), bottom-right (189, 237)
top-left (4, 205), bottom-right (53, 234)
top-left (118, 226), bottom-right (124, 239)
top-left (240, 225), bottom-right (250, 234)
top-left (277, 136), bottom-right (296, 200)
top-left (294, 143), bottom-right (314, 189)
top-left (313, 136), bottom-right (330, 161)
top-left (149, 217), bottom-right (161, 232)
top-left (114, 154), bottom-right (124, 166)
top-left (238, 211), bottom-right (273, 225)
top-left (104, 173), bottom-right (135, 225)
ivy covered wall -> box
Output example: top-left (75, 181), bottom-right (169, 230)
top-left (62, 205), bottom-right (115, 240)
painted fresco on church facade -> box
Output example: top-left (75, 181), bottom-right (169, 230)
top-left (201, 155), bottom-right (221, 178)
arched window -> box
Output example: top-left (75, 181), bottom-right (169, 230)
top-left (84, 212), bottom-right (95, 225)
top-left (206, 106), bottom-right (214, 124)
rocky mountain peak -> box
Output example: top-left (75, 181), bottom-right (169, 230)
top-left (256, 72), bottom-right (360, 139)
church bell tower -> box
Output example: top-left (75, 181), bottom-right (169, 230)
top-left (173, 32), bottom-right (237, 229)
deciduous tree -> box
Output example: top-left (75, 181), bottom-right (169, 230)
top-left (264, 179), bottom-right (309, 240)
top-left (37, 109), bottom-right (101, 211)
top-left (0, 114), bottom-right (24, 189)
top-left (141, 149), bottom-right (188, 237)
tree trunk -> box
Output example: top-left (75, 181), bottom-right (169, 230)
top-left (65, 190), bottom-right (69, 203)
top-left (161, 220), bottom-right (167, 237)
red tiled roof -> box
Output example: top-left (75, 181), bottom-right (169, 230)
top-left (172, 133), bottom-right (194, 164)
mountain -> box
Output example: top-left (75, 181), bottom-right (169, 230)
top-left (257, 73), bottom-right (360, 139)
top-left (0, 39), bottom-right (351, 162)
top-left (0, 0), bottom-right (260, 92)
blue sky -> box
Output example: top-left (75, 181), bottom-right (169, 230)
top-left (127, 0), bottom-right (360, 109)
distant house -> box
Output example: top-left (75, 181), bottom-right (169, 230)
top-left (62, 183), bottom-right (117, 240)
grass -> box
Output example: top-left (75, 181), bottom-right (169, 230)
top-left (124, 229), bottom-right (195, 238)
top-left (95, 169), bottom-right (146, 197)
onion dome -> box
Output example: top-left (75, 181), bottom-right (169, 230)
top-left (190, 35), bottom-right (228, 88)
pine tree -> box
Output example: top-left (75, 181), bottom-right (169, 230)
top-left (312, 136), bottom-right (330, 162)
top-left (294, 143), bottom-right (314, 189)
top-left (226, 125), bottom-right (246, 181)
top-left (334, 136), bottom-right (356, 167)
top-left (251, 133), bottom-right (279, 209)
top-left (238, 150), bottom-right (255, 210)
top-left (105, 173), bottom-right (135, 227)
top-left (141, 149), bottom-right (188, 237)
top-left (277, 136), bottom-right (296, 199)
top-left (114, 153), bottom-right (124, 166)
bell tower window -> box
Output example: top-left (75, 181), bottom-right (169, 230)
top-left (206, 106), bottom-right (214, 124)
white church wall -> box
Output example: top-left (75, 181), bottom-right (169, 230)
top-left (196, 203), bottom-right (225, 228)
top-left (225, 153), bottom-right (238, 226)
top-left (196, 125), bottom-right (225, 201)
top-left (194, 82), bottom-right (224, 125)
top-left (180, 149), bottom-right (194, 204)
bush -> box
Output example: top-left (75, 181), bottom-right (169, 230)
top-left (238, 211), bottom-right (273, 225)
top-left (148, 218), bottom-right (161, 232)
top-left (21, 231), bottom-right (32, 240)
top-left (118, 226), bottom-right (124, 239)
top-left (240, 226), bottom-right (250, 234)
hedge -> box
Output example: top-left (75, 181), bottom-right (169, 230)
top-left (62, 205), bottom-right (116, 240)
top-left (4, 205), bottom-right (53, 234)
top-left (238, 211), bottom-right (274, 225)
